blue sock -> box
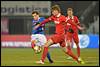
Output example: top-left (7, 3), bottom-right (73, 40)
top-left (47, 52), bottom-right (52, 61)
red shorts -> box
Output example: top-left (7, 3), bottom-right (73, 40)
top-left (66, 32), bottom-right (79, 44)
top-left (50, 34), bottom-right (66, 47)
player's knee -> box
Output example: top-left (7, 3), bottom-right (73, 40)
top-left (44, 45), bottom-right (48, 47)
top-left (44, 39), bottom-right (53, 47)
top-left (75, 41), bottom-right (79, 46)
top-left (66, 49), bottom-right (68, 53)
top-left (65, 48), bottom-right (70, 54)
top-left (47, 39), bottom-right (53, 45)
top-left (31, 40), bottom-right (36, 44)
top-left (61, 47), bottom-right (67, 53)
top-left (76, 44), bottom-right (79, 48)
top-left (44, 43), bottom-right (49, 47)
top-left (67, 40), bottom-right (71, 46)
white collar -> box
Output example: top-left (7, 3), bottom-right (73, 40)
top-left (38, 17), bottom-right (40, 20)
top-left (56, 13), bottom-right (61, 17)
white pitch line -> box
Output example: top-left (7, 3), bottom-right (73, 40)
top-left (53, 57), bottom-right (98, 60)
top-left (83, 57), bottom-right (98, 58)
top-left (54, 60), bottom-right (98, 63)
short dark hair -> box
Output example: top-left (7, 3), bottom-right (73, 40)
top-left (67, 8), bottom-right (73, 11)
top-left (51, 5), bottom-right (61, 12)
top-left (32, 11), bottom-right (39, 15)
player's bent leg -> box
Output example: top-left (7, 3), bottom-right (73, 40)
top-left (31, 40), bottom-right (36, 49)
top-left (75, 42), bottom-right (80, 58)
top-left (31, 34), bottom-right (37, 49)
top-left (66, 45), bottom-right (84, 64)
top-left (66, 33), bottom-right (73, 60)
top-left (73, 35), bottom-right (82, 61)
top-left (73, 33), bottom-right (80, 58)
top-left (63, 40), bottom-right (81, 64)
top-left (74, 41), bottom-right (85, 64)
top-left (66, 40), bottom-right (73, 60)
top-left (36, 39), bottom-right (54, 64)
top-left (60, 40), bottom-right (78, 61)
top-left (41, 39), bottom-right (53, 61)
top-left (61, 44), bottom-right (79, 63)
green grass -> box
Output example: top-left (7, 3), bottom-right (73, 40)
top-left (1, 48), bottom-right (99, 66)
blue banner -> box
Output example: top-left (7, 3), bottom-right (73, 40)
top-left (73, 34), bottom-right (99, 48)
top-left (87, 35), bottom-right (99, 48)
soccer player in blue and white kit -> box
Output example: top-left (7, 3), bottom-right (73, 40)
top-left (31, 11), bottom-right (53, 63)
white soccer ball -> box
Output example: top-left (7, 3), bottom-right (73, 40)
top-left (33, 46), bottom-right (42, 54)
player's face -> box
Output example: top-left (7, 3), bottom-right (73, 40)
top-left (32, 13), bottom-right (39, 20)
top-left (67, 10), bottom-right (73, 16)
top-left (52, 10), bottom-right (59, 16)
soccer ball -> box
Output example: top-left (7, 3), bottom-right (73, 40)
top-left (33, 46), bottom-right (42, 54)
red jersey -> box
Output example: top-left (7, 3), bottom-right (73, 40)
top-left (66, 16), bottom-right (80, 32)
top-left (40, 13), bottom-right (66, 34)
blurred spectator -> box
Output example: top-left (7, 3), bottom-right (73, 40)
top-left (1, 17), bottom-right (9, 35)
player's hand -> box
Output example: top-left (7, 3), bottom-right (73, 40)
top-left (33, 24), bottom-right (40, 30)
top-left (77, 25), bottom-right (85, 31)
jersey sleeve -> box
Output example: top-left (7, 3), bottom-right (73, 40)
top-left (65, 16), bottom-right (79, 26)
top-left (75, 16), bottom-right (80, 25)
top-left (39, 16), bottom-right (52, 26)
top-left (39, 17), bottom-right (45, 26)
top-left (32, 20), bottom-right (36, 25)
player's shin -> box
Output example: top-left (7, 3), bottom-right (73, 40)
top-left (66, 46), bottom-right (78, 61)
top-left (47, 52), bottom-right (51, 60)
top-left (41, 39), bottom-right (53, 62)
top-left (65, 41), bottom-right (80, 63)
top-left (47, 52), bottom-right (53, 63)
top-left (76, 43), bottom-right (80, 58)
top-left (41, 46), bottom-right (48, 62)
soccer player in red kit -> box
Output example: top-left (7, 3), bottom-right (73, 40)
top-left (34, 5), bottom-right (84, 64)
top-left (65, 8), bottom-right (85, 62)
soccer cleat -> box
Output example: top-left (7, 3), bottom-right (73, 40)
top-left (49, 59), bottom-right (54, 63)
top-left (78, 57), bottom-right (85, 64)
top-left (36, 60), bottom-right (44, 64)
top-left (67, 56), bottom-right (72, 60)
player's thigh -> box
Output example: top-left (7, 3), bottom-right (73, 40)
top-left (31, 34), bottom-right (37, 43)
top-left (51, 34), bottom-right (64, 44)
top-left (36, 34), bottom-right (47, 44)
top-left (44, 34), bottom-right (64, 47)
top-left (73, 33), bottom-right (79, 44)
top-left (66, 32), bottom-right (73, 42)
top-left (66, 32), bottom-right (73, 46)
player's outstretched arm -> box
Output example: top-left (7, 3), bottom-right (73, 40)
top-left (77, 24), bottom-right (85, 31)
top-left (33, 17), bottom-right (51, 30)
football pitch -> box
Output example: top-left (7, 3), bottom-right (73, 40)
top-left (1, 48), bottom-right (99, 66)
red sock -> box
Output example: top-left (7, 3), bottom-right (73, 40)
top-left (41, 47), bottom-right (48, 62)
top-left (77, 45), bottom-right (80, 57)
top-left (31, 42), bottom-right (35, 48)
top-left (66, 46), bottom-right (79, 62)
